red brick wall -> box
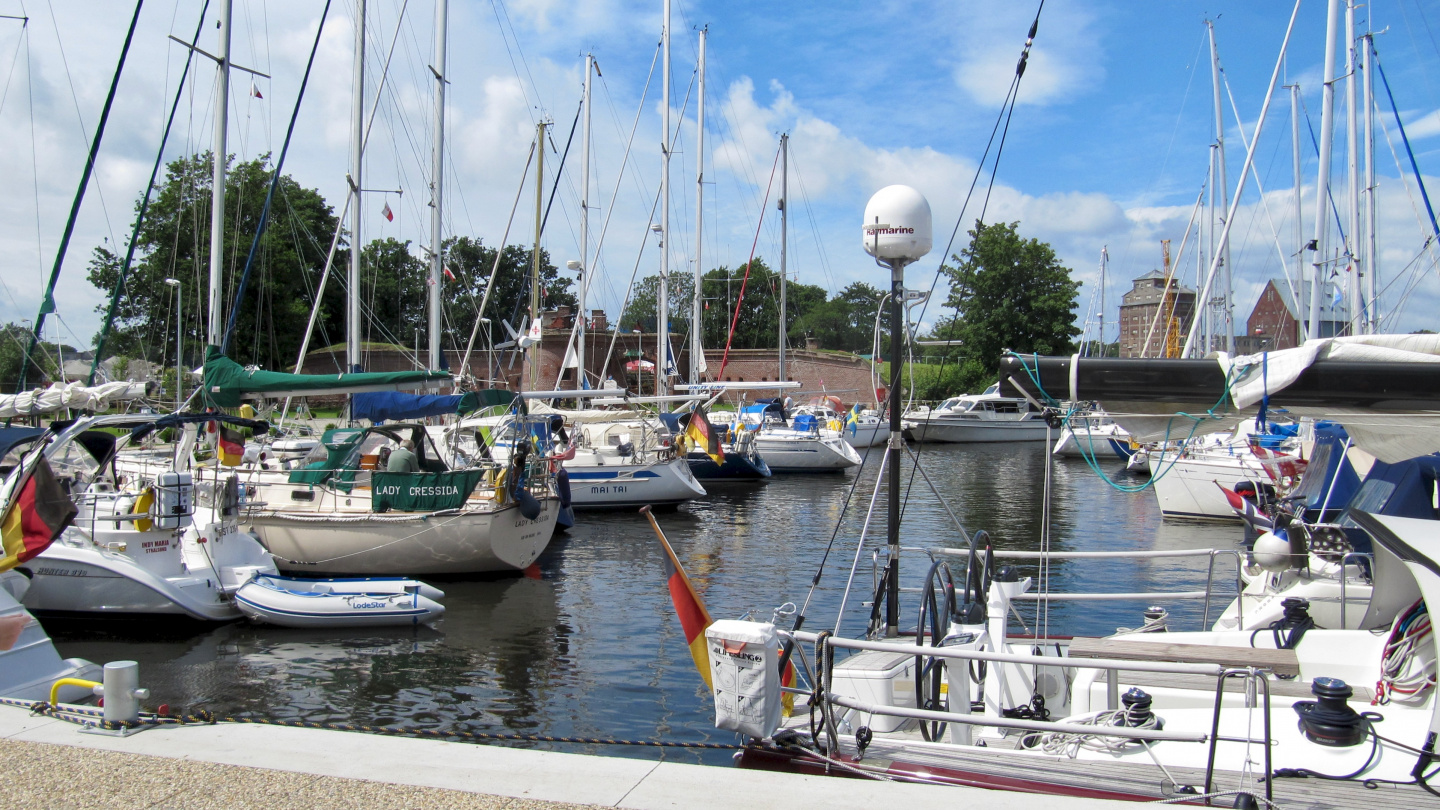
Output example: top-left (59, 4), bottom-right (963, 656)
top-left (1246, 282), bottom-right (1299, 351)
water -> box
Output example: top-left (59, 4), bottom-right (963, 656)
top-left (47, 443), bottom-right (1242, 765)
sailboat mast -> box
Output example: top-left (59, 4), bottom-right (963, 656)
top-left (1362, 34), bottom-right (1377, 332)
top-left (579, 53), bottom-right (593, 390)
top-left (779, 133), bottom-right (788, 382)
top-left (1098, 245), bottom-right (1107, 354)
top-left (657, 0), bottom-right (671, 397)
top-left (208, 0), bottom-right (234, 347)
top-left (691, 29), bottom-right (706, 385)
top-left (347, 0), bottom-right (365, 372)
top-left (1310, 0), bottom-right (1341, 341)
top-left (531, 121), bottom-right (545, 391)
top-left (1206, 21), bottom-right (1232, 354)
top-left (1345, 0), bottom-right (1361, 335)
top-left (1292, 83), bottom-right (1303, 316)
top-left (428, 0), bottom-right (448, 370)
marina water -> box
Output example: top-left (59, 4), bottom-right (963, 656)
top-left (48, 443), bottom-right (1238, 765)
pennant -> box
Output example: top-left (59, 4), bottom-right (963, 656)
top-left (250, 83), bottom-right (263, 99)
top-left (648, 509), bottom-right (714, 689)
top-left (685, 406), bottom-right (725, 465)
top-left (382, 202), bottom-right (394, 222)
top-left (1, 456), bottom-right (77, 573)
top-left (1215, 482), bottom-right (1273, 533)
top-left (443, 265), bottom-right (456, 281)
top-left (218, 425), bottom-right (245, 467)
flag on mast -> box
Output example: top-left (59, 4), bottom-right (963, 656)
top-left (443, 265), bottom-right (456, 281)
top-left (1, 453), bottom-right (77, 573)
top-left (250, 83), bottom-right (263, 99)
top-left (684, 407), bottom-right (724, 465)
top-left (382, 202), bottom-right (394, 222)
top-left (643, 507), bottom-right (714, 688)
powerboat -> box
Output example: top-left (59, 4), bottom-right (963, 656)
top-left (903, 383), bottom-right (1053, 443)
top-left (740, 400), bottom-right (861, 473)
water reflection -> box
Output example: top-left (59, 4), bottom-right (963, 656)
top-left (49, 442), bottom-right (1246, 765)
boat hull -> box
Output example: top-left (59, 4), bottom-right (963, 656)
top-left (754, 434), bottom-right (861, 473)
top-left (903, 417), bottom-right (1052, 443)
top-left (686, 450), bottom-right (771, 481)
top-left (564, 457), bottom-right (707, 508)
top-left (0, 572), bottom-right (102, 701)
top-left (842, 422), bottom-right (890, 449)
top-left (234, 575), bottom-right (445, 628)
top-left (1148, 451), bottom-right (1267, 522)
top-left (251, 498), bottom-right (558, 576)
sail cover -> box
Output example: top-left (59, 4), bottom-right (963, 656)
top-left (203, 346), bottom-right (451, 407)
top-left (350, 390), bottom-right (520, 422)
top-left (0, 380), bottom-right (151, 418)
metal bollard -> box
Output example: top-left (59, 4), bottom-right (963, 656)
top-left (93, 661), bottom-right (150, 732)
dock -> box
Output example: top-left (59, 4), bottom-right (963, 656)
top-left (0, 706), bottom-right (1127, 809)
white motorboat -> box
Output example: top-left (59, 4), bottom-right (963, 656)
top-left (450, 409), bottom-right (707, 509)
top-left (234, 574), bottom-right (445, 628)
top-left (736, 402), bottom-right (860, 473)
top-left (1051, 410), bottom-right (1133, 459)
top-left (0, 572), bottom-right (100, 701)
top-left (903, 383), bottom-right (1053, 443)
top-left (23, 416), bottom-right (279, 621)
top-left (243, 424), bottom-right (559, 576)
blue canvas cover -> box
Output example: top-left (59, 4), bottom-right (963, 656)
top-left (1347, 454), bottom-right (1440, 521)
top-left (0, 427), bottom-right (45, 460)
top-left (351, 390), bottom-right (519, 422)
top-left (1288, 422), bottom-right (1358, 513)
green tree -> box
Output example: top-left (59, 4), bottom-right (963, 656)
top-left (940, 221), bottom-right (1081, 391)
top-left (0, 324), bottom-right (58, 393)
top-left (438, 237), bottom-right (574, 350)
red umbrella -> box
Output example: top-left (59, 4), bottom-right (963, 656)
top-left (625, 359), bottom-right (656, 372)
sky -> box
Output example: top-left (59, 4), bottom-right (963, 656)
top-left (1, 0), bottom-right (1439, 361)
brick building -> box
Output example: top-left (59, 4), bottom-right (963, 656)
top-left (1117, 270), bottom-right (1196, 357)
top-left (1237, 278), bottom-right (1352, 354)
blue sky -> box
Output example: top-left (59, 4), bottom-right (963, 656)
top-left (1, 0), bottom-right (1438, 359)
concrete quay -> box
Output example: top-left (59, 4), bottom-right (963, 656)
top-left (0, 706), bottom-right (1129, 809)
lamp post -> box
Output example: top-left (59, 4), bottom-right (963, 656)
top-left (164, 278), bottom-right (181, 412)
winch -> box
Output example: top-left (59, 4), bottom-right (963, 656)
top-left (1293, 677), bottom-right (1370, 747)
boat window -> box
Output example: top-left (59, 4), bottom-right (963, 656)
top-left (419, 430), bottom-right (449, 472)
top-left (49, 438), bottom-right (101, 481)
top-left (1349, 480), bottom-right (1396, 514)
top-left (982, 383), bottom-right (1000, 396)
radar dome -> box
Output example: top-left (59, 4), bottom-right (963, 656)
top-left (863, 185), bottom-right (932, 263)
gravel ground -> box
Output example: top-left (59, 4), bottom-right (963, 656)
top-left (0, 738), bottom-right (604, 810)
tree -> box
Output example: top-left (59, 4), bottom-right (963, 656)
top-left (940, 221), bottom-right (1080, 391)
top-left (86, 152), bottom-right (340, 372)
top-left (438, 237), bottom-right (574, 351)
top-left (0, 324), bottom-right (58, 393)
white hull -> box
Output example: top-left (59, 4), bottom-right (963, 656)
top-left (1148, 450), bottom-right (1267, 521)
top-left (234, 575), bottom-right (445, 628)
top-left (904, 416), bottom-right (1052, 443)
top-left (843, 422), bottom-right (890, 449)
top-left (1051, 423), bottom-right (1130, 458)
top-left (0, 572), bottom-right (101, 701)
top-left (250, 498), bottom-right (558, 576)
top-left (564, 457), bottom-right (706, 509)
top-left (755, 432), bottom-right (861, 473)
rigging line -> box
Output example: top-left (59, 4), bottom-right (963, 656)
top-left (488, 0), bottom-right (539, 122)
top-left (598, 184), bottom-right (663, 378)
top-left (457, 139), bottom-right (536, 379)
top-left (0, 15), bottom-right (27, 118)
top-left (716, 143), bottom-right (783, 380)
top-left (1373, 45), bottom-right (1440, 240)
top-left (1375, 97), bottom-right (1440, 322)
top-left (1299, 95), bottom-right (1351, 245)
top-left (21, 0), bottom-right (143, 390)
top-left (221, 0), bottom-right (333, 355)
top-left (90, 0), bottom-right (212, 384)
top-left (788, 152), bottom-right (838, 296)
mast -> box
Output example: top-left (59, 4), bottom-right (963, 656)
top-left (1204, 144), bottom-right (1216, 354)
top-left (208, 0), bottom-right (234, 347)
top-left (779, 132), bottom-right (788, 381)
top-left (691, 28), bottom-right (707, 385)
top-left (1310, 0), bottom-right (1341, 342)
top-left (578, 53), bottom-right (593, 390)
top-left (347, 0), bottom-right (365, 372)
top-left (1362, 34), bottom-right (1378, 332)
top-left (657, 0), bottom-right (671, 396)
top-left (531, 121), bottom-right (545, 390)
top-left (1098, 245), bottom-right (1107, 355)
top-left (1292, 83), bottom-right (1304, 322)
top-left (428, 0), bottom-right (448, 370)
top-left (1206, 21), bottom-right (1232, 354)
top-left (1345, 0), bottom-right (1361, 335)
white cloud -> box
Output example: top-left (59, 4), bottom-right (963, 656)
top-left (948, 0), bottom-right (1104, 108)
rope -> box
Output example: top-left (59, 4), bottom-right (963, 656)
top-left (3, 699), bottom-right (741, 750)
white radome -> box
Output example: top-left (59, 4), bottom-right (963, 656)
top-left (863, 185), bottom-right (933, 263)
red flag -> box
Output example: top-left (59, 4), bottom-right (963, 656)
top-left (1215, 482), bottom-right (1273, 532)
top-left (443, 265), bottom-right (456, 281)
top-left (250, 83), bottom-right (263, 99)
top-left (1, 456), bottom-right (77, 572)
top-left (382, 202), bottom-right (394, 222)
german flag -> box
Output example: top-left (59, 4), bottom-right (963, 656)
top-left (218, 425), bottom-right (244, 467)
top-left (1, 456), bottom-right (78, 573)
top-left (684, 406), bottom-right (724, 465)
top-left (643, 506), bottom-right (714, 689)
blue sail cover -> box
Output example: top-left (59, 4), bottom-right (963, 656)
top-left (350, 390), bottom-right (519, 422)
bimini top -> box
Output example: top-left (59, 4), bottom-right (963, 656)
top-left (202, 346), bottom-right (451, 407)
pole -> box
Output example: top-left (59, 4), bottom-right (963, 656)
top-left (779, 132), bottom-right (789, 382)
top-left (1204, 144), bottom-right (1216, 354)
top-left (691, 28), bottom-right (707, 385)
top-left (174, 282), bottom-right (182, 412)
top-left (531, 121), bottom-right (545, 390)
top-left (1310, 0), bottom-right (1341, 342)
top-left (428, 0), bottom-right (448, 370)
top-left (1362, 35), bottom-right (1377, 333)
top-left (207, 0), bottom-right (232, 348)
top-left (1292, 83), bottom-right (1304, 336)
top-left (1344, 0), bottom-right (1361, 335)
top-left (579, 54), bottom-right (593, 391)
top-left (348, 0), bottom-right (365, 372)
top-left (1098, 245), bottom-right (1107, 355)
top-left (1206, 21), bottom-right (1233, 354)
top-left (658, 0), bottom-right (671, 397)
top-left (885, 254), bottom-right (906, 637)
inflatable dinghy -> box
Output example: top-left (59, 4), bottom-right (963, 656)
top-left (234, 575), bottom-right (445, 628)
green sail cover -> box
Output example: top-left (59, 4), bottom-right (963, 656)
top-left (202, 345), bottom-right (451, 407)
top-left (371, 470), bottom-right (486, 512)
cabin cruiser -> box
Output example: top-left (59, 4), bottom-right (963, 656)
top-left (739, 400), bottom-right (861, 473)
top-left (903, 383), bottom-right (1052, 443)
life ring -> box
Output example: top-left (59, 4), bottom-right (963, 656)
top-left (132, 488), bottom-right (155, 532)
